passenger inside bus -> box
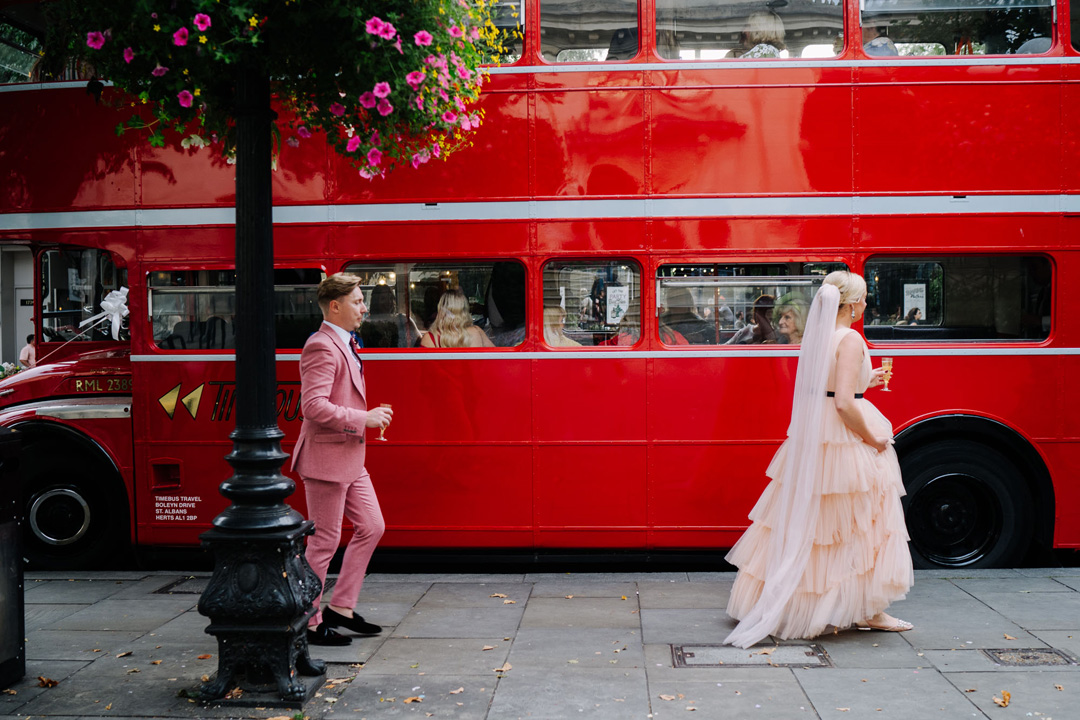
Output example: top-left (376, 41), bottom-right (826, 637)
top-left (662, 287), bottom-right (713, 344)
top-left (774, 294), bottom-right (809, 345)
top-left (484, 262), bottom-right (526, 347)
top-left (727, 294), bottom-right (777, 344)
top-left (733, 11), bottom-right (785, 58)
top-left (862, 26), bottom-right (898, 56)
top-left (420, 288), bottom-right (495, 348)
top-left (361, 284), bottom-right (420, 349)
top-left (543, 306), bottom-right (582, 347)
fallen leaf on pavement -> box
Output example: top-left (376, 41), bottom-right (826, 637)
top-left (1, 689), bottom-right (15, 695)
top-left (37, 677), bottom-right (57, 688)
top-left (150, 660), bottom-right (162, 665)
top-left (450, 687), bottom-right (464, 695)
top-left (489, 593), bottom-right (508, 598)
top-left (493, 662), bottom-right (512, 673)
top-left (116, 651), bottom-right (132, 658)
top-left (267, 716), bottom-right (294, 720)
top-left (105, 703), bottom-right (112, 710)
top-left (754, 648), bottom-right (776, 656)
top-left (621, 595), bottom-right (628, 600)
top-left (126, 668), bottom-right (140, 674)
top-left (224, 687), bottom-right (242, 700)
top-left (1055, 684), bottom-right (1064, 691)
top-left (1004, 633), bottom-right (1017, 640)
top-left (404, 696), bottom-right (422, 703)
top-left (565, 595), bottom-right (574, 599)
top-left (685, 707), bottom-right (696, 711)
top-left (965, 689), bottom-right (977, 693)
top-left (503, 599), bottom-right (516, 604)
top-left (992, 690), bottom-right (1011, 708)
top-left (659, 695), bottom-right (676, 701)
top-left (836, 708), bottom-right (850, 712)
top-left (196, 654), bottom-right (212, 660)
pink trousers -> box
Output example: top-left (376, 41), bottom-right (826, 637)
top-left (302, 471), bottom-right (385, 627)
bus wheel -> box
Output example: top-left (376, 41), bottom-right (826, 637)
top-left (21, 458), bottom-right (128, 570)
top-left (901, 441), bottom-right (1033, 569)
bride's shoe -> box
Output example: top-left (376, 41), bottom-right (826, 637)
top-left (855, 613), bottom-right (913, 632)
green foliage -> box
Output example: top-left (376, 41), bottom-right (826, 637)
top-left (46, 0), bottom-right (505, 177)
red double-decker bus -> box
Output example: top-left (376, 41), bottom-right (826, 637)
top-left (0, 0), bottom-right (1076, 569)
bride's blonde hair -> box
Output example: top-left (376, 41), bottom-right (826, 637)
top-left (428, 288), bottom-right (474, 347)
top-left (823, 270), bottom-right (867, 307)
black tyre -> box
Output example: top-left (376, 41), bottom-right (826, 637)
top-left (20, 448), bottom-right (128, 570)
top-left (901, 441), bottom-right (1033, 569)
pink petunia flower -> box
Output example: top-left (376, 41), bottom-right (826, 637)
top-left (297, 126), bottom-right (312, 138)
top-left (123, 47), bottom-right (135, 63)
top-left (377, 99), bottom-right (393, 116)
top-left (454, 95), bottom-right (466, 112)
top-left (378, 22), bottom-right (396, 40)
top-left (286, 136), bottom-right (300, 148)
top-left (449, 25), bottom-right (463, 38)
top-left (193, 13), bottom-right (211, 31)
top-left (373, 82), bottom-right (391, 99)
top-left (432, 143), bottom-right (441, 158)
top-left (365, 17), bottom-right (386, 36)
top-left (393, 37), bottom-right (403, 54)
top-left (359, 92), bottom-right (377, 109)
top-left (406, 71), bottom-right (426, 91)
top-left (414, 30), bottom-right (433, 46)
top-left (329, 102), bottom-right (345, 117)
top-left (457, 66), bottom-right (473, 80)
top-left (414, 95), bottom-right (425, 110)
top-left (346, 135), bottom-right (362, 152)
top-left (370, 131), bottom-right (380, 146)
top-left (367, 147), bottom-right (383, 166)
top-left (177, 90), bottom-right (194, 107)
top-left (173, 27), bottom-right (189, 46)
top-left (152, 65), bottom-right (169, 77)
top-left (442, 110), bottom-right (457, 123)
top-left (86, 31), bottom-right (106, 50)
top-left (359, 168), bottom-right (376, 179)
top-left (470, 27), bottom-right (480, 41)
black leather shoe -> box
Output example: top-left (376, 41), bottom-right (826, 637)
top-left (307, 622), bottom-right (352, 646)
top-left (323, 608), bottom-right (382, 635)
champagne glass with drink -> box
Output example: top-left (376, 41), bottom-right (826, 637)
top-left (378, 403), bottom-right (392, 440)
top-left (881, 358), bottom-right (893, 392)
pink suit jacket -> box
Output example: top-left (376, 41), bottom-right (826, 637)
top-left (291, 324), bottom-right (368, 483)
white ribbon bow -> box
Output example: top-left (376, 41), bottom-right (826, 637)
top-left (79, 287), bottom-right (129, 340)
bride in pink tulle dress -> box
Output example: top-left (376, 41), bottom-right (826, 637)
top-left (724, 271), bottom-right (914, 649)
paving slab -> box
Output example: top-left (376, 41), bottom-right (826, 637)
top-left (23, 579), bottom-right (132, 604)
top-left (367, 573), bottom-right (526, 584)
top-left (520, 597), bottom-right (641, 629)
top-left (348, 581), bottom-right (432, 605)
top-left (945, 670), bottom-right (1080, 717)
top-left (812, 628), bottom-right (927, 669)
top-left (524, 572), bottom-right (689, 583)
top-left (486, 668), bottom-right (649, 720)
top-left (1018, 566), bottom-right (1080, 577)
top-left (530, 579), bottom-right (638, 598)
top-left (972, 591), bottom-right (1080, 630)
top-left (795, 667), bottom-right (983, 718)
top-left (951, 576), bottom-right (1075, 594)
top-left (1030, 629), bottom-right (1080, 658)
top-left (508, 628), bottom-right (644, 669)
top-left (393, 606), bottom-right (526, 639)
top-left (0, 660), bottom-right (90, 714)
top-left (337, 673), bottom-right (496, 718)
top-left (23, 604), bottom-right (92, 633)
top-left (922, 647), bottom-right (1080, 672)
top-left (360, 638), bottom-right (511, 675)
top-left (43, 596), bottom-right (198, 633)
top-left (1052, 575), bottom-right (1080, 591)
top-left (889, 580), bottom-right (1038, 649)
top-left (346, 601), bottom-right (418, 629)
top-left (646, 674), bottom-right (814, 719)
top-left (24, 630), bottom-right (146, 662)
top-left (640, 608), bottom-right (735, 645)
top-left (416, 582), bottom-right (532, 607)
top-left (637, 580), bottom-right (731, 609)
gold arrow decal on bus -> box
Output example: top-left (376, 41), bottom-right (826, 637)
top-left (159, 383), bottom-right (181, 419)
top-left (180, 384), bottom-right (204, 420)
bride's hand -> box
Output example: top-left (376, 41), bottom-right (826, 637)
top-left (867, 367), bottom-right (886, 388)
top-left (866, 435), bottom-right (890, 453)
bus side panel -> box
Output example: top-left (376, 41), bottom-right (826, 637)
top-left (651, 218), bottom-right (853, 253)
top-left (1039, 444), bottom-right (1080, 549)
top-left (855, 65), bottom-right (1062, 196)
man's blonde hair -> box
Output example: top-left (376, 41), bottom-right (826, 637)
top-left (317, 273), bottom-right (362, 313)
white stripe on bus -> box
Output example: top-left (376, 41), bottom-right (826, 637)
top-left (128, 347), bottom-right (1078, 363)
top-left (1, 194), bottom-right (1076, 231)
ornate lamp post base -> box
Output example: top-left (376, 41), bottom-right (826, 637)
top-left (197, 522), bottom-right (325, 704)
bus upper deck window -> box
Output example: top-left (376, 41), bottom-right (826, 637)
top-left (655, 0), bottom-right (844, 61)
top-left (861, 0), bottom-right (1053, 57)
top-left (541, 0), bottom-right (639, 62)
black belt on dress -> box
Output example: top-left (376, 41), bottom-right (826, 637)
top-left (826, 391), bottom-right (863, 399)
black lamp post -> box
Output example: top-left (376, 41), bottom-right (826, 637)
top-left (195, 61), bottom-right (324, 704)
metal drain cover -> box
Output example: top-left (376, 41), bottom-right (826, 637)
top-left (672, 644), bottom-right (832, 668)
top-left (981, 648), bottom-right (1078, 667)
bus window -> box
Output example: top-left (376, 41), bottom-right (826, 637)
top-left (655, 262), bottom-right (846, 345)
top-left (0, 13), bottom-right (43, 83)
top-left (491, 0), bottom-right (525, 64)
top-left (148, 268), bottom-right (322, 350)
top-left (541, 0), bottom-right (638, 62)
top-left (543, 260), bottom-right (641, 347)
top-left (40, 249), bottom-right (128, 343)
top-left (655, 0), bottom-right (844, 61)
top-left (861, 0), bottom-right (1053, 57)
top-left (344, 261), bottom-right (526, 348)
top-left (864, 256), bottom-right (1050, 341)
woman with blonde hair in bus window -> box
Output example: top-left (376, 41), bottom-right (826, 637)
top-left (421, 288), bottom-right (495, 348)
top-left (737, 11), bottom-right (786, 58)
top-left (724, 270), bottom-right (913, 648)
top-left (774, 295), bottom-right (809, 345)
top-left (543, 307), bottom-right (582, 347)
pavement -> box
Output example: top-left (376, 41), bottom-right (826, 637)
top-left (3, 567), bottom-right (1080, 719)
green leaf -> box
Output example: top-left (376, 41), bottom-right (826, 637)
top-left (149, 134), bottom-right (166, 148)
top-left (115, 122), bottom-right (126, 137)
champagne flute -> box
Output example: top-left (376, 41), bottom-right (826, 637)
top-left (881, 357), bottom-right (894, 392)
top-left (377, 403), bottom-right (392, 441)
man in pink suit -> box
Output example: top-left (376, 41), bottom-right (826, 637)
top-left (293, 273), bottom-right (393, 646)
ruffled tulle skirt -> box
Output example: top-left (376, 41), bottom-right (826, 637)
top-left (725, 400), bottom-right (914, 641)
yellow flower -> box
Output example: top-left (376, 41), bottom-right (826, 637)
top-left (199, 35), bottom-right (207, 44)
top-left (249, 15), bottom-right (259, 27)
top-left (194, 88), bottom-right (201, 97)
top-left (183, 68), bottom-right (189, 75)
top-left (153, 24), bottom-right (160, 32)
